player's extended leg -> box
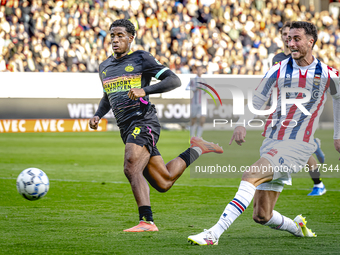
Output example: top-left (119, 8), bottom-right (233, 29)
top-left (307, 155), bottom-right (326, 196)
top-left (188, 157), bottom-right (273, 245)
top-left (313, 138), bottom-right (325, 163)
top-left (196, 116), bottom-right (206, 138)
top-left (190, 117), bottom-right (197, 137)
top-left (188, 156), bottom-right (316, 245)
top-left (143, 155), bottom-right (187, 193)
top-left (255, 189), bottom-right (316, 237)
top-left (252, 189), bottom-right (280, 224)
top-left (124, 137), bottom-right (223, 232)
top-left (144, 137), bottom-right (223, 193)
top-left (123, 143), bottom-right (151, 206)
top-left (123, 143), bottom-right (159, 232)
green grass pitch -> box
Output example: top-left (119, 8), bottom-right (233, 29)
top-left (0, 130), bottom-right (339, 254)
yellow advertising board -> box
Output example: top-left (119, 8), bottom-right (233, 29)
top-left (0, 119), bottom-right (107, 133)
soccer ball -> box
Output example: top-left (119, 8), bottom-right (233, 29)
top-left (16, 168), bottom-right (50, 201)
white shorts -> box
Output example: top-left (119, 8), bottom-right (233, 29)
top-left (191, 104), bottom-right (206, 118)
top-left (256, 138), bottom-right (316, 192)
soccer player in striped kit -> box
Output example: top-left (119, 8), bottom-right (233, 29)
top-left (188, 21), bottom-right (340, 245)
top-left (272, 22), bottom-right (327, 196)
top-left (188, 66), bottom-right (208, 138)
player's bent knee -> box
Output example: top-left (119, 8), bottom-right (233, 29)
top-left (252, 213), bottom-right (271, 224)
top-left (253, 215), bottom-right (269, 225)
top-left (123, 158), bottom-right (140, 181)
top-left (123, 167), bottom-right (133, 181)
top-left (153, 181), bottom-right (173, 193)
top-left (124, 155), bottom-right (136, 166)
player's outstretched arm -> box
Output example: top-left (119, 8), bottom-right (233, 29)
top-left (89, 92), bottom-right (111, 130)
top-left (89, 116), bottom-right (100, 130)
top-left (143, 72), bottom-right (181, 95)
top-left (128, 72), bottom-right (181, 100)
top-left (229, 94), bottom-right (266, 146)
top-left (229, 126), bottom-right (247, 146)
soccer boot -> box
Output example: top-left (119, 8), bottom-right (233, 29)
top-left (314, 138), bottom-right (325, 163)
top-left (293, 215), bottom-right (316, 237)
top-left (190, 137), bottom-right (223, 154)
top-left (123, 220), bottom-right (159, 232)
top-left (188, 229), bottom-right (219, 245)
top-left (308, 186), bottom-right (326, 196)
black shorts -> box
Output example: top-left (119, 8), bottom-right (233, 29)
top-left (121, 108), bottom-right (161, 157)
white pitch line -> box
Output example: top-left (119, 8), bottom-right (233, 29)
top-left (3, 176), bottom-right (340, 192)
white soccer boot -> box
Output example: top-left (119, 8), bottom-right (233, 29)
top-left (188, 229), bottom-right (219, 245)
top-left (293, 215), bottom-right (316, 237)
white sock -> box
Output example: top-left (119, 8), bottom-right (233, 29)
top-left (190, 124), bottom-right (197, 137)
top-left (197, 126), bottom-right (204, 137)
top-left (264, 210), bottom-right (299, 235)
top-left (209, 181), bottom-right (256, 239)
top-left (191, 146), bottom-right (202, 156)
top-left (314, 182), bottom-right (324, 188)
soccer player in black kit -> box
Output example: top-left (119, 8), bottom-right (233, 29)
top-left (271, 22), bottom-right (326, 196)
top-left (89, 19), bottom-right (223, 232)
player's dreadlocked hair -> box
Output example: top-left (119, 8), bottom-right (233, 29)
top-left (109, 19), bottom-right (136, 37)
top-left (290, 21), bottom-right (318, 48)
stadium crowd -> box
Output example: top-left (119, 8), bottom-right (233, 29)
top-left (0, 0), bottom-right (339, 74)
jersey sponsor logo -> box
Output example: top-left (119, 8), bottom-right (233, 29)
top-left (102, 70), bottom-right (107, 76)
top-left (103, 73), bottom-right (142, 93)
top-left (267, 148), bottom-right (278, 157)
top-left (125, 65), bottom-right (134, 72)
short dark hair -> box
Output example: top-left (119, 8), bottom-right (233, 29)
top-left (109, 19), bottom-right (136, 37)
top-left (280, 21), bottom-right (291, 34)
top-left (290, 21), bottom-right (318, 47)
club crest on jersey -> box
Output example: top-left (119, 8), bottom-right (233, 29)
top-left (125, 64), bottom-right (134, 72)
top-left (313, 74), bottom-right (321, 86)
top-left (279, 157), bottom-right (284, 165)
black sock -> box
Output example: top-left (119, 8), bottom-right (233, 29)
top-left (179, 148), bottom-right (200, 168)
top-left (139, 206), bottom-right (153, 222)
top-left (309, 168), bottom-right (321, 185)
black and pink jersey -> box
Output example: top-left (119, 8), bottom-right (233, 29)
top-left (98, 50), bottom-right (170, 129)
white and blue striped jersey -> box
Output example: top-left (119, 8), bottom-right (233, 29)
top-left (254, 56), bottom-right (340, 143)
top-left (187, 76), bottom-right (207, 105)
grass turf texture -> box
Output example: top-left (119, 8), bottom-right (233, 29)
top-left (0, 130), bottom-right (339, 254)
